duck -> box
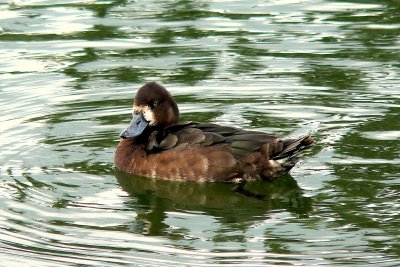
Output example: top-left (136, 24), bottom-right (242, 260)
top-left (115, 82), bottom-right (314, 183)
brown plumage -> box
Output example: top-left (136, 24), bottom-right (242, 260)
top-left (115, 82), bottom-right (314, 182)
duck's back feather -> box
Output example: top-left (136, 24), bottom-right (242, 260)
top-left (154, 122), bottom-right (278, 157)
top-left (139, 122), bottom-right (313, 181)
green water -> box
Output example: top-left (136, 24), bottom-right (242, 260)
top-left (0, 0), bottom-right (399, 266)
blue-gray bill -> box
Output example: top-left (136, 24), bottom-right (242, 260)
top-left (120, 113), bottom-right (149, 139)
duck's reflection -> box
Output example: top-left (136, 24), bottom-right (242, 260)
top-left (115, 171), bottom-right (312, 236)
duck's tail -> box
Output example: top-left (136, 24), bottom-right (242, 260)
top-left (273, 135), bottom-right (314, 169)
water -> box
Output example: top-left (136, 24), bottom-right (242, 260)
top-left (0, 0), bottom-right (399, 266)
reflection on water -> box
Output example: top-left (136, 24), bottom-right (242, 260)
top-left (116, 171), bottom-right (312, 236)
top-left (0, 0), bottom-right (400, 266)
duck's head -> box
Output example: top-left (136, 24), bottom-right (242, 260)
top-left (120, 82), bottom-right (179, 139)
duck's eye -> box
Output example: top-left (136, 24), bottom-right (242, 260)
top-left (151, 100), bottom-right (159, 108)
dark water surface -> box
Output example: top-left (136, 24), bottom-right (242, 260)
top-left (1, 0), bottom-right (399, 266)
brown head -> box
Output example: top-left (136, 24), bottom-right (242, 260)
top-left (120, 82), bottom-right (179, 139)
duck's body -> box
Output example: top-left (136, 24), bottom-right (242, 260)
top-left (115, 82), bottom-right (314, 182)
